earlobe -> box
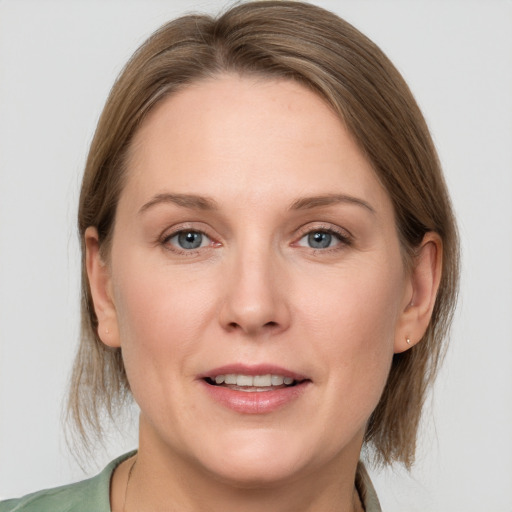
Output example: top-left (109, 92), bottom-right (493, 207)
top-left (85, 227), bottom-right (121, 348)
top-left (394, 232), bottom-right (443, 353)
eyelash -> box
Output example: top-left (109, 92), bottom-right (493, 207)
top-left (160, 226), bottom-right (218, 256)
top-left (159, 224), bottom-right (353, 255)
top-left (293, 224), bottom-right (353, 253)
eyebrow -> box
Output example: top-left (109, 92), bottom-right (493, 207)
top-left (138, 192), bottom-right (375, 215)
top-left (289, 194), bottom-right (376, 214)
top-left (138, 193), bottom-right (219, 214)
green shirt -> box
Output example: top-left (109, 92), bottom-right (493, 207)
top-left (0, 454), bottom-right (381, 511)
top-left (0, 452), bottom-right (134, 512)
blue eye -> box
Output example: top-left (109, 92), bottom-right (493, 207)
top-left (297, 229), bottom-right (346, 249)
top-left (308, 231), bottom-right (333, 249)
top-left (167, 230), bottom-right (210, 250)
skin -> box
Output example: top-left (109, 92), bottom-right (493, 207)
top-left (86, 75), bottom-right (441, 512)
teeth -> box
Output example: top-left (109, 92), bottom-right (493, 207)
top-left (271, 375), bottom-right (284, 386)
top-left (236, 375), bottom-right (253, 386)
top-left (224, 374), bottom-right (237, 385)
top-left (211, 374), bottom-right (296, 387)
top-left (253, 374), bottom-right (271, 386)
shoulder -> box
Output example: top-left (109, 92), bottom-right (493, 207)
top-left (0, 451), bottom-right (136, 512)
top-left (0, 478), bottom-right (103, 512)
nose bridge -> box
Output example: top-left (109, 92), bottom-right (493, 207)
top-left (219, 233), bottom-right (289, 335)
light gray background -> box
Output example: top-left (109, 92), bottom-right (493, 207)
top-left (1, 1), bottom-right (511, 510)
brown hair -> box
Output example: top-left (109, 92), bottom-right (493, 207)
top-left (70, 0), bottom-right (459, 468)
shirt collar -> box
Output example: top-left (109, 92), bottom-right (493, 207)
top-left (355, 462), bottom-right (382, 512)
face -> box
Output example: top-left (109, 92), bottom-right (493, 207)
top-left (96, 75), bottom-right (413, 485)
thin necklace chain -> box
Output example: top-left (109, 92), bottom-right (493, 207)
top-left (123, 456), bottom-right (137, 512)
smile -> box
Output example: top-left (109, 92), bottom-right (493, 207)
top-left (206, 373), bottom-right (299, 392)
top-left (200, 366), bottom-right (310, 413)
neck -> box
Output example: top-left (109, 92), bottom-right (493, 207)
top-left (126, 459), bottom-right (364, 512)
top-left (116, 430), bottom-right (365, 512)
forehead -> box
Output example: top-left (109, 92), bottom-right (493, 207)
top-left (122, 74), bottom-right (390, 214)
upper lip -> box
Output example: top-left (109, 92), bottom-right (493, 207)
top-left (198, 364), bottom-right (308, 381)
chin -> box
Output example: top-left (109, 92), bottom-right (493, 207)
top-left (192, 430), bottom-right (317, 489)
top-left (206, 458), bottom-right (304, 489)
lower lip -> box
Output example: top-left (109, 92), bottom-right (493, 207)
top-left (200, 381), bottom-right (310, 414)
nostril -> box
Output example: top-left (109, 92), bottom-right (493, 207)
top-left (225, 320), bottom-right (279, 333)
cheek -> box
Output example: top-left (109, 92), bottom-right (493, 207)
top-left (299, 257), bottom-right (403, 344)
top-left (297, 258), bottom-right (404, 406)
top-left (114, 248), bottom-right (213, 330)
top-left (111, 255), bottom-right (217, 389)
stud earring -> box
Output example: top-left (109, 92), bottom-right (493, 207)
top-left (406, 337), bottom-right (411, 345)
top-left (105, 327), bottom-right (110, 334)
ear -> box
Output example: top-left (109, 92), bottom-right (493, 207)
top-left (394, 232), bottom-right (443, 353)
top-left (85, 227), bottom-right (121, 348)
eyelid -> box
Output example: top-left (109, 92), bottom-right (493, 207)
top-left (292, 223), bottom-right (353, 250)
top-left (159, 223), bottom-right (221, 254)
top-left (166, 230), bottom-right (211, 249)
top-left (294, 222), bottom-right (353, 241)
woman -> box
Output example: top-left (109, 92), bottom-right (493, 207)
top-left (0, 1), bottom-right (458, 511)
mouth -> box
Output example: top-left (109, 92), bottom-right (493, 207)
top-left (199, 365), bottom-right (310, 413)
top-left (204, 373), bottom-right (304, 392)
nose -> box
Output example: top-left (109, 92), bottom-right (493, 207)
top-left (218, 244), bottom-right (291, 337)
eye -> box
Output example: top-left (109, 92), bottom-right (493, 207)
top-left (166, 230), bottom-right (211, 250)
top-left (295, 228), bottom-right (349, 250)
top-left (305, 231), bottom-right (334, 249)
